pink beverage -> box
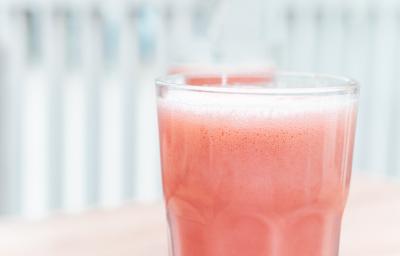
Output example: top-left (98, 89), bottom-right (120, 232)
top-left (156, 72), bottom-right (358, 256)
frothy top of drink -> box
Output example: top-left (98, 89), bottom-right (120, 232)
top-left (158, 89), bottom-right (357, 118)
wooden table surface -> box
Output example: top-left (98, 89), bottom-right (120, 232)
top-left (0, 176), bottom-right (399, 256)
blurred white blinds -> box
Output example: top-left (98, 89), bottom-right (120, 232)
top-left (0, 0), bottom-right (399, 217)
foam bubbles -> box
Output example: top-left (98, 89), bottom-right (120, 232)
top-left (158, 89), bottom-right (356, 119)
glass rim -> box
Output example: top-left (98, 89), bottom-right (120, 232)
top-left (155, 71), bottom-right (359, 96)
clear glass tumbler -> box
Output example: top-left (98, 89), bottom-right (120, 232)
top-left (156, 71), bottom-right (359, 256)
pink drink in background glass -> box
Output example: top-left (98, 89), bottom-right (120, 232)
top-left (156, 72), bottom-right (358, 256)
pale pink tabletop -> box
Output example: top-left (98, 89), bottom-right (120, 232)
top-left (0, 176), bottom-right (399, 256)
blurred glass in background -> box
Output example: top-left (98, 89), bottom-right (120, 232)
top-left (0, 0), bottom-right (398, 218)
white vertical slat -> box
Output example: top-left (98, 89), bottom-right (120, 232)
top-left (63, 73), bottom-right (88, 212)
top-left (0, 2), bottom-right (26, 215)
top-left (288, 0), bottom-right (318, 71)
top-left (99, 75), bottom-right (124, 207)
top-left (316, 1), bottom-right (345, 73)
top-left (393, 7), bottom-right (400, 177)
top-left (58, 4), bottom-right (90, 213)
top-left (39, 0), bottom-right (65, 214)
top-left (356, 1), bottom-right (377, 174)
top-left (268, 0), bottom-right (291, 69)
top-left (16, 3), bottom-right (51, 218)
top-left (45, 1), bottom-right (66, 211)
top-left (341, 0), bottom-right (370, 172)
top-left (78, 2), bottom-right (102, 207)
top-left (167, 0), bottom-right (199, 62)
top-left (135, 2), bottom-right (164, 201)
top-left (97, 4), bottom-right (125, 207)
top-left (259, 0), bottom-right (276, 65)
top-left (283, 0), bottom-right (295, 68)
top-left (0, 1), bottom-right (14, 214)
top-left (368, 1), bottom-right (397, 175)
top-left (136, 72), bottom-right (161, 201)
top-left (20, 73), bottom-right (51, 217)
top-left (152, 0), bottom-right (168, 70)
top-left (285, 0), bottom-right (298, 70)
top-left (153, 0), bottom-right (169, 198)
top-left (0, 6), bottom-right (6, 213)
top-left (47, 33), bottom-right (64, 211)
top-left (119, 1), bottom-right (141, 200)
top-left (351, 1), bottom-right (373, 174)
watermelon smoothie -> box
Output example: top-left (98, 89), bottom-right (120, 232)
top-left (156, 73), bottom-right (358, 256)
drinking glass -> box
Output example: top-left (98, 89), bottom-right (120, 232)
top-left (156, 71), bottom-right (359, 256)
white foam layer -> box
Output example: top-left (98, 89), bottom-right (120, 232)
top-left (159, 90), bottom-right (357, 118)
